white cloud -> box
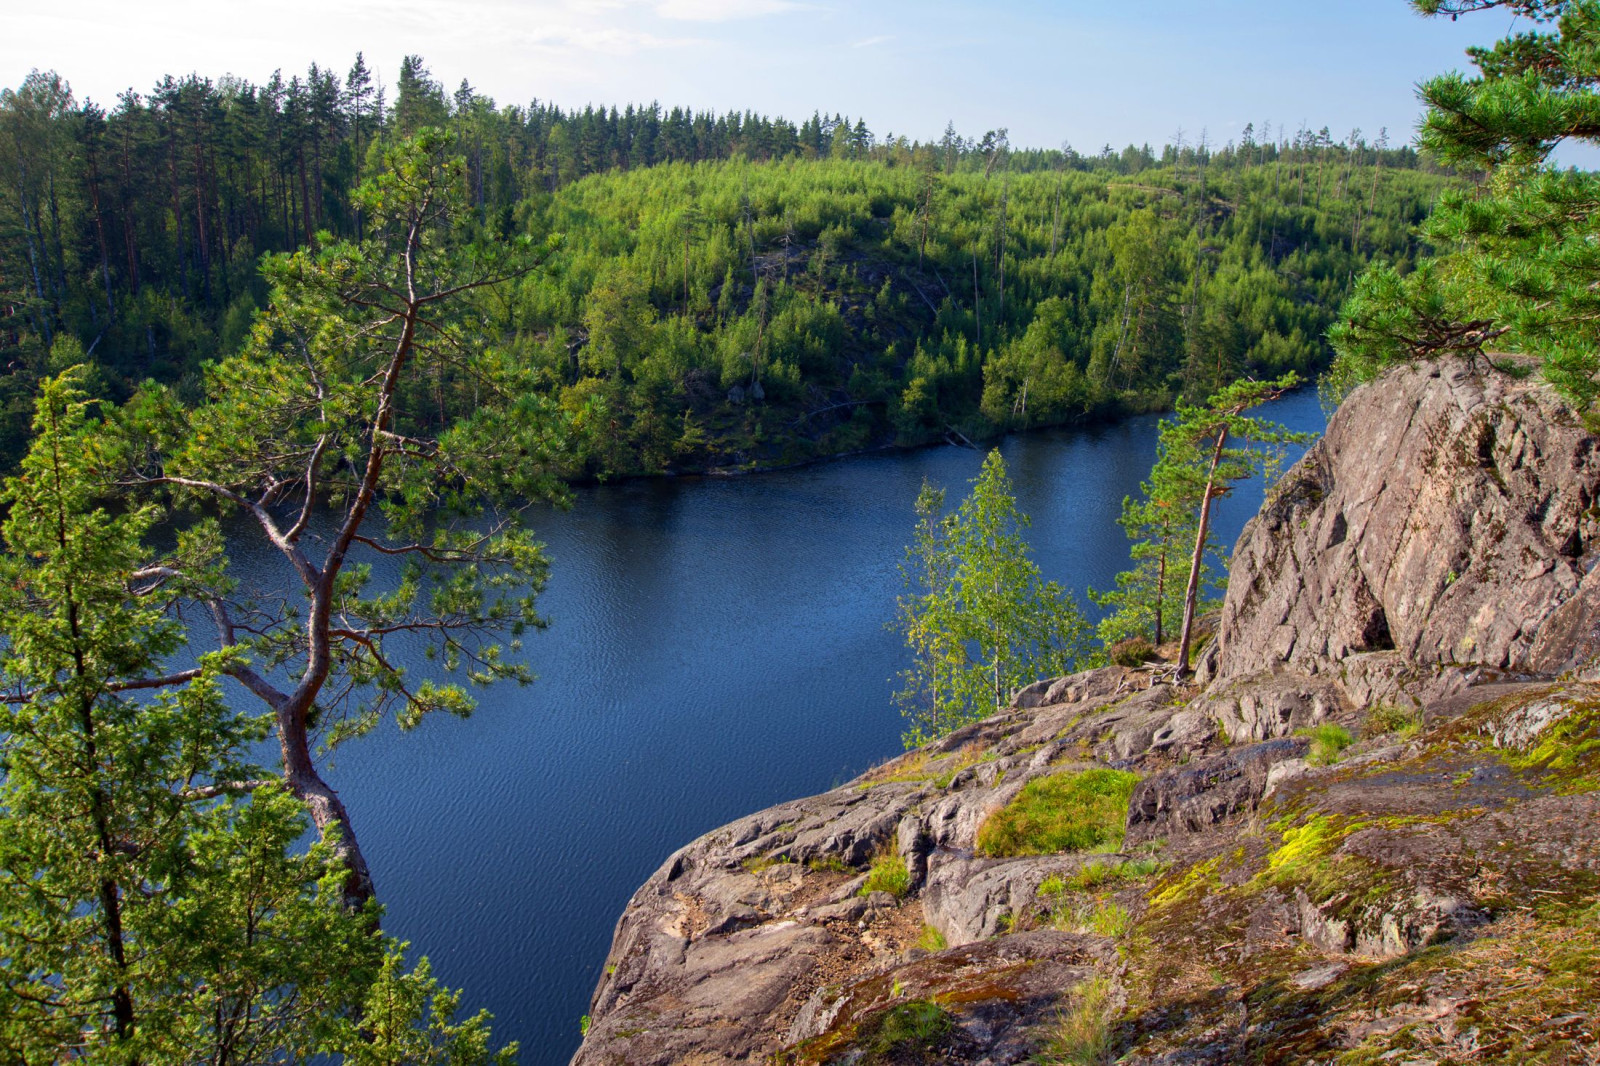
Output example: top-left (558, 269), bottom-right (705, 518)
top-left (851, 34), bottom-right (894, 48)
top-left (652, 0), bottom-right (801, 22)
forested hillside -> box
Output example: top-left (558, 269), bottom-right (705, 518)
top-left (0, 56), bottom-right (1459, 473)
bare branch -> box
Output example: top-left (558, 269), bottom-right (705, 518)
top-left (155, 476), bottom-right (322, 589)
top-left (181, 779), bottom-right (276, 801)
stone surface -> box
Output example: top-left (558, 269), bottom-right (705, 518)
top-left (1124, 738), bottom-right (1311, 845)
top-left (1216, 360), bottom-right (1600, 687)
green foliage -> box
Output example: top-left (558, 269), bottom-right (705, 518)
top-left (1036, 976), bottom-right (1115, 1066)
top-left (105, 131), bottom-right (571, 904)
top-left (916, 924), bottom-right (948, 952)
top-left (1299, 723), bottom-right (1356, 766)
top-left (0, 57), bottom-right (1457, 471)
top-left (0, 371), bottom-right (374, 1061)
top-left (1092, 428), bottom-right (1212, 649)
top-left (976, 769), bottom-right (1141, 857)
top-left (859, 851), bottom-right (912, 898)
top-left (895, 451), bottom-right (1092, 745)
top-left (1330, 1), bottom-right (1600, 419)
top-left (1084, 901), bottom-right (1133, 938)
top-left (1066, 858), bottom-right (1165, 891)
top-left (328, 944), bottom-right (518, 1066)
top-left (1095, 376), bottom-right (1308, 663)
top-left (0, 217), bottom-right (526, 1066)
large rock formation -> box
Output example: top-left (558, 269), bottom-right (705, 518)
top-left (1216, 360), bottom-right (1600, 687)
top-left (572, 361), bottom-right (1600, 1066)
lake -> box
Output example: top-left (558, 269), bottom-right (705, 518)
top-left (252, 389), bottom-right (1325, 1064)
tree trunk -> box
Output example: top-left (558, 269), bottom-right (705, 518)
top-left (86, 143), bottom-right (116, 320)
top-left (278, 698), bottom-right (376, 906)
top-left (1176, 428), bottom-right (1227, 680)
top-left (971, 246), bottom-right (981, 350)
top-left (1153, 513), bottom-right (1171, 646)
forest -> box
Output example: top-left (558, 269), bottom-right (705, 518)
top-left (0, 56), bottom-right (1460, 474)
top-left (0, 24), bottom-right (1528, 1059)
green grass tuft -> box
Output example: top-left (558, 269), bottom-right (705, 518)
top-left (915, 924), bottom-right (947, 952)
top-left (1068, 857), bottom-right (1163, 891)
top-left (1298, 723), bottom-right (1355, 766)
top-left (976, 769), bottom-right (1141, 857)
top-left (859, 850), bottom-right (912, 898)
top-left (1365, 702), bottom-right (1421, 740)
top-left (806, 854), bottom-right (850, 874)
top-left (859, 1000), bottom-right (953, 1062)
top-left (1037, 975), bottom-right (1115, 1065)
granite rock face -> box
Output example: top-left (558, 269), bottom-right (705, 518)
top-left (572, 362), bottom-right (1600, 1066)
top-left (1217, 360), bottom-right (1600, 687)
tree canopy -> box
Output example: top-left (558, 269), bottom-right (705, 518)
top-left (0, 60), bottom-right (1459, 471)
top-left (1331, 0), bottom-right (1600, 417)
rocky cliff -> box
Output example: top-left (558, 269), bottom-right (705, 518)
top-left (572, 360), bottom-right (1600, 1066)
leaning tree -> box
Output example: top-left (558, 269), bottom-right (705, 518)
top-left (119, 129), bottom-right (568, 906)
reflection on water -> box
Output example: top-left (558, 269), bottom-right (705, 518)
top-left (226, 390), bottom-right (1325, 1064)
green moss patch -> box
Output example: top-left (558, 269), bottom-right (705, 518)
top-left (976, 768), bottom-right (1141, 858)
top-left (1506, 698), bottom-right (1600, 794)
top-left (855, 1000), bottom-right (954, 1062)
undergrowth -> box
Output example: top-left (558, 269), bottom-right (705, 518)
top-left (859, 849), bottom-right (911, 898)
top-left (1036, 976), bottom-right (1115, 1065)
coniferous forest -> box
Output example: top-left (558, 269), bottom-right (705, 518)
top-left (1, 23), bottom-right (1534, 1060)
top-left (0, 56), bottom-right (1459, 474)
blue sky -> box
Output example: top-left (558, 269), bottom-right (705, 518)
top-left (4, 0), bottom-right (1534, 155)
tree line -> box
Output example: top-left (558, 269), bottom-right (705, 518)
top-left (1, 56), bottom-right (1459, 471)
top-left (509, 151), bottom-right (1451, 477)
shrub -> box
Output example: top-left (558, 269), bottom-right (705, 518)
top-left (859, 850), bottom-right (911, 898)
top-left (1037, 975), bottom-right (1114, 1065)
top-left (1299, 723), bottom-right (1355, 767)
top-left (1365, 702), bottom-right (1421, 740)
top-left (976, 769), bottom-right (1141, 857)
top-left (1109, 638), bottom-right (1159, 668)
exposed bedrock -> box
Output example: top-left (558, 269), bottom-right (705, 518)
top-left (572, 361), bottom-right (1600, 1066)
top-left (1216, 359), bottom-right (1600, 689)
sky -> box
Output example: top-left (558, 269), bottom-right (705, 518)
top-left (1, 0), bottom-right (1554, 158)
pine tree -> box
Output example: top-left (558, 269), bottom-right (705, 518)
top-left (1331, 1), bottom-right (1600, 418)
top-left (0, 369), bottom-right (375, 1061)
top-left (1162, 375), bottom-right (1309, 679)
top-left (114, 131), bottom-right (566, 909)
top-left (1091, 425), bottom-right (1211, 651)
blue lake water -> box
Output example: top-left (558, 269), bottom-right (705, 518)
top-left (234, 389), bottom-right (1326, 1064)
